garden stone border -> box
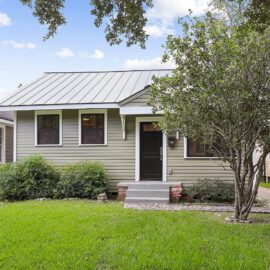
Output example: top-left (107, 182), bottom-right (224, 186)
top-left (124, 203), bottom-right (270, 214)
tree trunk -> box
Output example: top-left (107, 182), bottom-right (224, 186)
top-left (232, 149), bottom-right (268, 221)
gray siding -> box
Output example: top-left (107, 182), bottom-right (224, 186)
top-left (17, 110), bottom-right (136, 190)
top-left (17, 109), bottom-right (233, 190)
top-left (122, 91), bottom-right (151, 107)
top-left (167, 139), bottom-right (234, 186)
top-left (5, 126), bottom-right (13, 163)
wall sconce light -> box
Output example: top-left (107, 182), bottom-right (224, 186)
top-left (168, 136), bottom-right (176, 148)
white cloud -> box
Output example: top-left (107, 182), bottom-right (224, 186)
top-left (81, 49), bottom-right (105, 60)
top-left (56, 48), bottom-right (74, 58)
top-left (144, 23), bottom-right (174, 38)
top-left (1, 40), bottom-right (36, 49)
top-left (125, 57), bottom-right (176, 70)
top-left (0, 12), bottom-right (11, 26)
top-left (147, 0), bottom-right (210, 22)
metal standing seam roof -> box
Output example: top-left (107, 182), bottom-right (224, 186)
top-left (0, 69), bottom-right (172, 107)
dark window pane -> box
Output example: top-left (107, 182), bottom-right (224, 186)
top-left (81, 114), bottom-right (104, 144)
top-left (187, 138), bottom-right (211, 157)
top-left (37, 115), bottom-right (59, 145)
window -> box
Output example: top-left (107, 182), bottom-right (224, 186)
top-left (187, 138), bottom-right (211, 157)
top-left (186, 137), bottom-right (227, 158)
top-left (79, 110), bottom-right (107, 145)
top-left (35, 111), bottom-right (62, 146)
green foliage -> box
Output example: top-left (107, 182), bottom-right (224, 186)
top-left (0, 155), bottom-right (60, 201)
top-left (20, 0), bottom-right (66, 40)
top-left (19, 0), bottom-right (152, 48)
top-left (151, 7), bottom-right (270, 220)
top-left (0, 163), bottom-right (18, 201)
top-left (57, 161), bottom-right (108, 199)
top-left (91, 0), bottom-right (152, 48)
top-left (189, 179), bottom-right (235, 203)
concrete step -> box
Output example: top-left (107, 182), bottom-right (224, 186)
top-left (126, 190), bottom-right (169, 198)
top-left (125, 197), bottom-right (169, 204)
top-left (127, 183), bottom-right (170, 190)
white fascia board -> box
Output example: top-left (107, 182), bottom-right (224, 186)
top-left (0, 103), bottom-right (119, 111)
top-left (0, 119), bottom-right (14, 125)
top-left (120, 106), bottom-right (154, 115)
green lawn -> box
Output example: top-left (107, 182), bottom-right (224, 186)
top-left (260, 182), bottom-right (270, 189)
top-left (0, 201), bottom-right (269, 270)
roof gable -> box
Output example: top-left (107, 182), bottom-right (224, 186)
top-left (119, 87), bottom-right (151, 106)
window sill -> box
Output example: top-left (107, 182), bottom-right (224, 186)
top-left (79, 144), bottom-right (108, 147)
top-left (35, 144), bottom-right (63, 147)
top-left (184, 157), bottom-right (221, 160)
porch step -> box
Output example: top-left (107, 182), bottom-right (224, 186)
top-left (126, 189), bottom-right (169, 198)
top-left (125, 197), bottom-right (169, 204)
top-left (118, 181), bottom-right (181, 204)
top-left (125, 183), bottom-right (172, 190)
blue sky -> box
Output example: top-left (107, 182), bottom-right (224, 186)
top-left (0, 0), bottom-right (209, 97)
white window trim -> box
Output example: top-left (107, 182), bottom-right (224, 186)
top-left (35, 110), bottom-right (63, 147)
top-left (184, 136), bottom-right (220, 160)
top-left (78, 109), bottom-right (108, 146)
top-left (135, 117), bottom-right (167, 182)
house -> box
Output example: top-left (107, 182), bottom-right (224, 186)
top-left (0, 70), bottom-right (233, 203)
top-left (264, 158), bottom-right (270, 182)
top-left (0, 111), bottom-right (14, 164)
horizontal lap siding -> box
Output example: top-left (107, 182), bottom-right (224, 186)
top-left (167, 139), bottom-right (234, 187)
top-left (123, 91), bottom-right (150, 107)
top-left (17, 110), bottom-right (136, 191)
top-left (17, 109), bottom-right (234, 191)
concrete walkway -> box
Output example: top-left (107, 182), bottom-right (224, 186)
top-left (258, 187), bottom-right (270, 201)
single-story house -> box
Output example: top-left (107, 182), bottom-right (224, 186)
top-left (0, 70), bottom-right (233, 203)
top-left (0, 111), bottom-right (14, 164)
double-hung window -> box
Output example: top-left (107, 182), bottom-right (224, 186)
top-left (35, 111), bottom-right (62, 146)
top-left (79, 110), bottom-right (107, 145)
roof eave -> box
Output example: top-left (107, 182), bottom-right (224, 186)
top-left (0, 103), bottom-right (120, 111)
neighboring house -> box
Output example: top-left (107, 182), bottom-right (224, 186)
top-left (264, 157), bottom-right (270, 182)
top-left (0, 111), bottom-right (14, 164)
top-left (0, 70), bottom-right (233, 203)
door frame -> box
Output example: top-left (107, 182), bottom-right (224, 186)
top-left (135, 117), bottom-right (167, 182)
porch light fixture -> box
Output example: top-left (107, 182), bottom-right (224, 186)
top-left (168, 136), bottom-right (176, 148)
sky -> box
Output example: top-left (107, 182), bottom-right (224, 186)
top-left (0, 0), bottom-right (210, 98)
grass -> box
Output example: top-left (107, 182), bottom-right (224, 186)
top-left (0, 201), bottom-right (269, 270)
top-left (260, 182), bottom-right (270, 189)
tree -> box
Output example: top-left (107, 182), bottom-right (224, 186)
top-left (151, 10), bottom-right (270, 221)
top-left (214, 0), bottom-right (270, 32)
top-left (19, 0), bottom-right (269, 48)
top-left (19, 0), bottom-right (152, 48)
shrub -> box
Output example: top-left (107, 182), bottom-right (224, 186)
top-left (0, 163), bottom-right (19, 200)
top-left (57, 161), bottom-right (108, 199)
top-left (0, 155), bottom-right (60, 201)
top-left (188, 179), bottom-right (235, 203)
